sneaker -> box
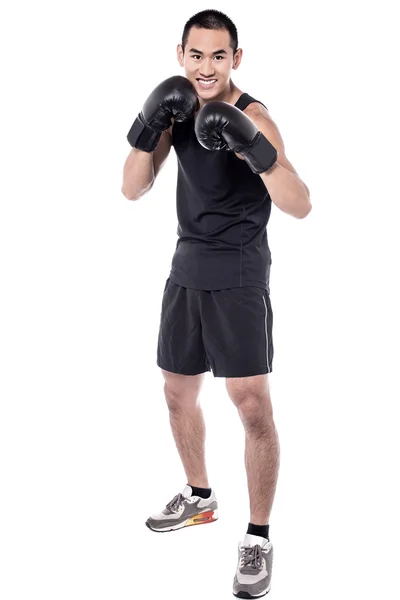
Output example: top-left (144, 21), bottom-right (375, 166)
top-left (145, 484), bottom-right (218, 533)
top-left (232, 534), bottom-right (273, 598)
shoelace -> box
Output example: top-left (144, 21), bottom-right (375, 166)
top-left (165, 493), bottom-right (185, 513)
top-left (241, 544), bottom-right (263, 570)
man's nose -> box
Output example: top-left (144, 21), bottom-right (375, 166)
top-left (199, 58), bottom-right (215, 77)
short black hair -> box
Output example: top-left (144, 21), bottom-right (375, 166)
top-left (181, 9), bottom-right (238, 54)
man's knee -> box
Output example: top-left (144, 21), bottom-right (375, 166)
top-left (161, 369), bottom-right (204, 411)
top-left (226, 374), bottom-right (274, 428)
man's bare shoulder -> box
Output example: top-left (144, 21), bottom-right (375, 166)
top-left (242, 101), bottom-right (285, 149)
top-left (243, 101), bottom-right (271, 121)
top-left (242, 101), bottom-right (309, 188)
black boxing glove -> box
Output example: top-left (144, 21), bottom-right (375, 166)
top-left (194, 101), bottom-right (278, 174)
top-left (127, 76), bottom-right (198, 152)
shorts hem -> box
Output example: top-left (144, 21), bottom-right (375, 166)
top-left (217, 367), bottom-right (273, 378)
top-left (157, 361), bottom-right (211, 376)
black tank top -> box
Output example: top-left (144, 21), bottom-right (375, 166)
top-left (169, 92), bottom-right (272, 292)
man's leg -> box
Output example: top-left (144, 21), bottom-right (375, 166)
top-left (145, 368), bottom-right (218, 532)
top-left (198, 286), bottom-right (277, 594)
top-left (226, 374), bottom-right (280, 525)
top-left (161, 368), bottom-right (210, 488)
top-left (148, 281), bottom-right (217, 532)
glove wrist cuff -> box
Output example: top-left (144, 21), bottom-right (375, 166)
top-left (127, 113), bottom-right (161, 152)
top-left (242, 132), bottom-right (278, 174)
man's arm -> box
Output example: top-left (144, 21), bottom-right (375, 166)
top-left (121, 129), bottom-right (172, 201)
top-left (242, 103), bottom-right (311, 219)
top-left (121, 75), bottom-right (197, 201)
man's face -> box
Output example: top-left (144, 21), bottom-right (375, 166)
top-left (177, 27), bottom-right (242, 100)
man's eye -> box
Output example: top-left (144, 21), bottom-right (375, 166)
top-left (190, 55), bottom-right (224, 60)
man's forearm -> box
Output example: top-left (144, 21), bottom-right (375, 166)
top-left (121, 148), bottom-right (154, 200)
top-left (260, 162), bottom-right (312, 219)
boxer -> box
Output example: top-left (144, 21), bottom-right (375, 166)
top-left (122, 9), bottom-right (311, 598)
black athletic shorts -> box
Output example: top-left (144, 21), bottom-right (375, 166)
top-left (156, 278), bottom-right (273, 378)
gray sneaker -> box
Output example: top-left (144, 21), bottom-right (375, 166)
top-left (145, 484), bottom-right (218, 532)
top-left (233, 534), bottom-right (273, 598)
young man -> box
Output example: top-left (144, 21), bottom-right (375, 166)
top-left (122, 9), bottom-right (311, 598)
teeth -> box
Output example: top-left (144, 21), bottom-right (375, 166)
top-left (199, 79), bottom-right (216, 85)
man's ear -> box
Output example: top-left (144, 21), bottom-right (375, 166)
top-left (177, 44), bottom-right (184, 67)
top-left (232, 48), bottom-right (243, 70)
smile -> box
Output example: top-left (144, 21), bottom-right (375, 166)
top-left (197, 79), bottom-right (217, 88)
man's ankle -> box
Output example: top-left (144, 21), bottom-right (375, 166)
top-left (187, 483), bottom-right (212, 499)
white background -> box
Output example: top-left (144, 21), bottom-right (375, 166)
top-left (1, 0), bottom-right (399, 598)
